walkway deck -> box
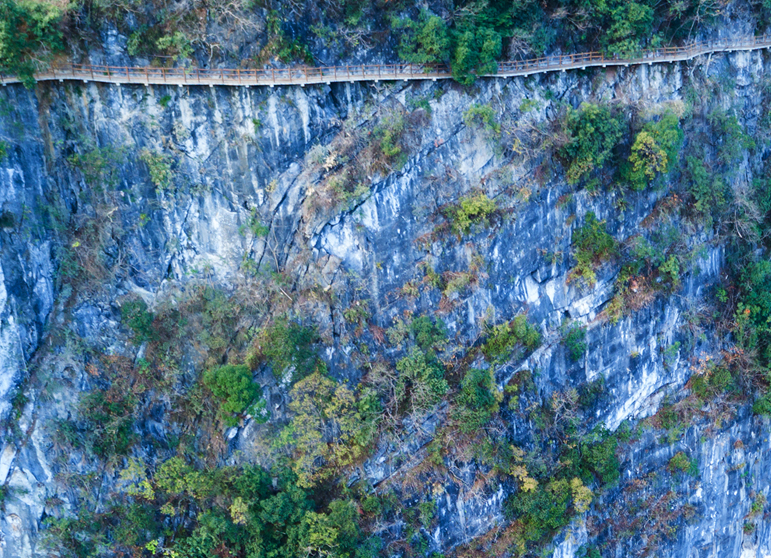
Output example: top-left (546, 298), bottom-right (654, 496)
top-left (2, 36), bottom-right (770, 88)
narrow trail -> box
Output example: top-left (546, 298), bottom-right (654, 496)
top-left (3, 36), bottom-right (770, 88)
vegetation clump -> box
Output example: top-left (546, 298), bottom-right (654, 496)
top-left (444, 192), bottom-right (497, 236)
top-left (482, 315), bottom-right (541, 364)
top-left (202, 364), bottom-right (261, 427)
top-left (247, 318), bottom-right (320, 383)
top-left (569, 212), bottom-right (618, 287)
top-left (121, 298), bottom-right (157, 343)
top-left (626, 112), bottom-right (683, 190)
top-left (281, 372), bottom-right (380, 488)
top-left (562, 322), bottom-right (587, 363)
top-left (395, 348), bottom-right (449, 416)
top-left (463, 103), bottom-right (501, 136)
top-left (668, 451), bottom-right (698, 476)
top-left (0, 0), bottom-right (67, 87)
top-left (453, 368), bottom-right (501, 433)
top-left (561, 103), bottom-right (624, 185)
top-left (139, 149), bottom-right (173, 191)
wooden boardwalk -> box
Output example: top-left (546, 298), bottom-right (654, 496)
top-left (2, 36), bottom-right (771, 88)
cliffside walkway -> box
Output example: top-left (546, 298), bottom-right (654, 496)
top-left (3, 35), bottom-right (771, 88)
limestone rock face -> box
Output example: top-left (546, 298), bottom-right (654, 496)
top-left (1, 44), bottom-right (771, 558)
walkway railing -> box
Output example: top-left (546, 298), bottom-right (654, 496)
top-left (2, 36), bottom-right (770, 88)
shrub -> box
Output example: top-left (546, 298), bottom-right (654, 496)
top-left (453, 368), bottom-right (501, 433)
top-left (450, 26), bottom-right (501, 85)
top-left (463, 104), bottom-right (501, 136)
top-left (395, 348), bottom-right (448, 415)
top-left (562, 323), bottom-right (587, 362)
top-left (372, 113), bottom-right (407, 169)
top-left (578, 376), bottom-right (605, 409)
top-left (569, 212), bottom-right (618, 287)
top-left (202, 364), bottom-right (260, 427)
top-left (685, 156), bottom-right (726, 227)
top-left (481, 315), bottom-right (541, 364)
top-left (248, 318), bottom-right (320, 383)
top-left (560, 103), bottom-right (624, 185)
top-left (668, 451), bottom-right (698, 476)
top-left (156, 31), bottom-right (192, 62)
top-left (444, 192), bottom-right (497, 236)
top-left (0, 0), bottom-right (67, 87)
top-left (283, 372), bottom-right (379, 487)
top-left (0, 140), bottom-right (8, 161)
top-left (79, 389), bottom-right (138, 459)
top-left (393, 10), bottom-right (450, 64)
top-left (580, 428), bottom-right (621, 486)
top-left (0, 210), bottom-right (15, 228)
top-left (708, 109), bottom-right (755, 166)
top-left (410, 315), bottom-right (448, 352)
top-left (503, 479), bottom-right (572, 542)
top-left (658, 254), bottom-right (680, 289)
top-left (121, 298), bottom-right (157, 343)
top-left (240, 208), bottom-right (269, 237)
top-left (753, 392), bottom-right (771, 416)
top-left (418, 501), bottom-right (437, 529)
top-left (601, 1), bottom-right (654, 56)
top-left (68, 146), bottom-right (125, 190)
top-left (139, 150), bottom-right (173, 190)
top-left (626, 113), bottom-right (683, 190)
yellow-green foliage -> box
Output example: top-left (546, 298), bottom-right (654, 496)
top-left (444, 192), bottom-right (497, 236)
top-left (569, 212), bottom-right (617, 287)
top-left (668, 451), bottom-right (698, 476)
top-left (373, 113), bottom-right (407, 168)
top-left (281, 372), bottom-right (380, 488)
top-left (247, 318), bottom-right (320, 382)
top-left (463, 103), bottom-right (501, 136)
top-left (481, 315), bottom-right (541, 364)
top-left (139, 149), bottom-right (173, 190)
top-left (626, 112), bottom-right (683, 190)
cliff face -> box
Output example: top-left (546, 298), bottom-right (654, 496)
top-left (1, 45), bottom-right (771, 558)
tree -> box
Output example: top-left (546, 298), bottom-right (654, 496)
top-left (395, 348), bottom-right (448, 417)
top-left (453, 368), bottom-right (501, 433)
top-left (561, 103), bottom-right (625, 185)
top-left (393, 10), bottom-right (450, 64)
top-left (626, 112), bottom-right (683, 190)
top-left (0, 0), bottom-right (67, 86)
top-left (202, 364), bottom-right (260, 427)
top-left (283, 372), bottom-right (377, 488)
top-left (249, 318), bottom-right (320, 382)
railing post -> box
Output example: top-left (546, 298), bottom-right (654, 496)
top-left (238, 68), bottom-right (241, 84)
top-left (145, 67), bottom-right (148, 84)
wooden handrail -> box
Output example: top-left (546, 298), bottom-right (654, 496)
top-left (2, 36), bottom-right (770, 87)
